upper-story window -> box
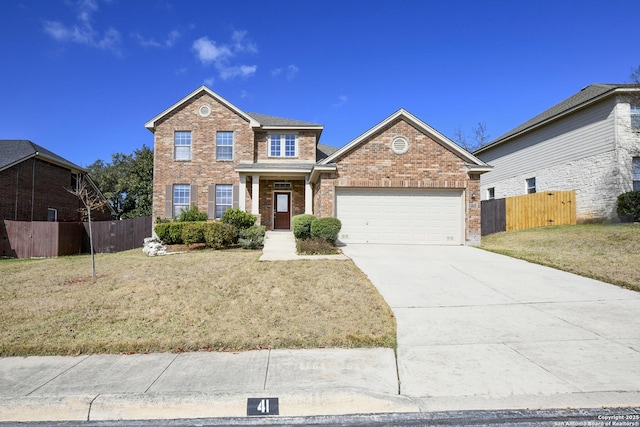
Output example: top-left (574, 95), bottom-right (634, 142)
top-left (269, 134), bottom-right (297, 158)
top-left (174, 131), bottom-right (191, 161)
top-left (216, 131), bottom-right (234, 161)
top-left (526, 177), bottom-right (536, 194)
top-left (631, 104), bottom-right (640, 131)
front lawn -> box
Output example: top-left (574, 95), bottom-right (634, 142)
top-left (480, 224), bottom-right (640, 292)
top-left (0, 250), bottom-right (396, 356)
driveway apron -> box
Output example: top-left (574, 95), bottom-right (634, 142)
top-left (342, 244), bottom-right (640, 409)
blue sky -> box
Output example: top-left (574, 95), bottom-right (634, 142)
top-left (2, 0), bottom-right (639, 167)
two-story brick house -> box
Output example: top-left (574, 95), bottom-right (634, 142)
top-left (0, 140), bottom-right (113, 222)
top-left (146, 86), bottom-right (491, 245)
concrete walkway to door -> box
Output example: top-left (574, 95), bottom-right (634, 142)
top-left (342, 244), bottom-right (640, 412)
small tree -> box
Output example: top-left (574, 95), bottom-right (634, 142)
top-left (66, 174), bottom-right (108, 278)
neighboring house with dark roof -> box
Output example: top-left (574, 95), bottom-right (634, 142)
top-left (0, 140), bottom-right (112, 222)
top-left (474, 84), bottom-right (640, 222)
top-left (147, 86), bottom-right (491, 245)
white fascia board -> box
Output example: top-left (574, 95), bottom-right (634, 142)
top-left (309, 164), bottom-right (337, 183)
top-left (319, 109), bottom-right (489, 168)
top-left (144, 86), bottom-right (260, 132)
top-left (261, 126), bottom-right (324, 131)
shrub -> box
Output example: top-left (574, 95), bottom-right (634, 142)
top-left (311, 217), bottom-right (342, 244)
top-left (238, 225), bottom-right (266, 249)
top-left (181, 222), bottom-right (209, 245)
top-left (292, 214), bottom-right (316, 240)
top-left (154, 222), bottom-right (187, 245)
top-left (221, 208), bottom-right (256, 231)
top-left (297, 237), bottom-right (340, 255)
top-left (177, 203), bottom-right (208, 222)
top-left (203, 222), bottom-right (236, 249)
top-left (617, 191), bottom-right (640, 222)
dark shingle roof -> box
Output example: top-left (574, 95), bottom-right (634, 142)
top-left (316, 143), bottom-right (339, 161)
top-left (475, 83), bottom-right (640, 153)
top-left (246, 112), bottom-right (323, 128)
top-left (0, 140), bottom-right (84, 172)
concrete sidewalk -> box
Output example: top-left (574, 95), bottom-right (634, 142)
top-left (259, 231), bottom-right (348, 261)
top-left (0, 348), bottom-right (414, 422)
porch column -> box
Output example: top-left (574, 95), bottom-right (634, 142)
top-left (238, 174), bottom-right (246, 211)
top-left (251, 175), bottom-right (260, 215)
top-left (305, 175), bottom-right (313, 214)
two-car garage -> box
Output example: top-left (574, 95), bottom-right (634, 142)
top-left (335, 188), bottom-right (464, 245)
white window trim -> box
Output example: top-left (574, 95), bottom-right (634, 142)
top-left (174, 131), bottom-right (192, 161)
top-left (526, 177), bottom-right (536, 194)
top-left (487, 187), bottom-right (495, 200)
top-left (216, 131), bottom-right (234, 161)
top-left (47, 208), bottom-right (58, 222)
top-left (268, 133), bottom-right (298, 158)
top-left (215, 184), bottom-right (233, 219)
top-left (173, 184), bottom-right (190, 217)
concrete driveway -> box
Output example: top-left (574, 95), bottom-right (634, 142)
top-left (342, 244), bottom-right (640, 411)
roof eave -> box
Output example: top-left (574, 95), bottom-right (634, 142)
top-left (309, 164), bottom-right (337, 183)
top-left (320, 108), bottom-right (489, 167)
top-left (475, 87), bottom-right (640, 154)
top-left (145, 86), bottom-right (260, 132)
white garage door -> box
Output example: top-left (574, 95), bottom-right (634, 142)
top-left (335, 188), bottom-right (464, 245)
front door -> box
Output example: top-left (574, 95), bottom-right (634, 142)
top-left (273, 192), bottom-right (291, 229)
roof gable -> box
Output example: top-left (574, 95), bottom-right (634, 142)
top-left (145, 86), bottom-right (260, 132)
top-left (319, 109), bottom-right (490, 169)
top-left (476, 83), bottom-right (640, 154)
top-left (0, 140), bottom-right (85, 173)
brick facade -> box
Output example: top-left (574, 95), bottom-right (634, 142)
top-left (313, 118), bottom-right (483, 244)
top-left (152, 92), bottom-right (254, 219)
top-left (150, 87), bottom-right (486, 243)
top-left (1, 158), bottom-right (86, 222)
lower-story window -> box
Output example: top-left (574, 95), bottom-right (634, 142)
top-left (633, 157), bottom-right (640, 191)
top-left (173, 184), bottom-right (190, 217)
top-left (47, 208), bottom-right (57, 222)
top-left (526, 177), bottom-right (536, 194)
top-left (215, 184), bottom-right (233, 218)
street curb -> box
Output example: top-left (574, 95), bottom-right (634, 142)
top-left (0, 389), bottom-right (419, 422)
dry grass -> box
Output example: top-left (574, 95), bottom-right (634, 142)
top-left (481, 224), bottom-right (640, 292)
top-left (0, 249), bottom-right (396, 356)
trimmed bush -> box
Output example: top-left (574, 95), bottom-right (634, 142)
top-left (238, 225), bottom-right (266, 249)
top-left (204, 222), bottom-right (236, 249)
top-left (181, 222), bottom-right (209, 245)
top-left (177, 203), bottom-right (208, 222)
top-left (221, 208), bottom-right (256, 230)
top-left (617, 190), bottom-right (640, 222)
top-left (310, 217), bottom-right (342, 244)
top-left (292, 214), bottom-right (316, 240)
top-left (154, 222), bottom-right (187, 245)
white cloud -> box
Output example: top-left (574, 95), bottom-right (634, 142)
top-left (192, 31), bottom-right (257, 81)
top-left (333, 95), bottom-right (348, 108)
top-left (192, 36), bottom-right (232, 64)
top-left (42, 0), bottom-right (121, 53)
top-left (231, 30), bottom-right (257, 54)
top-left (272, 64), bottom-right (299, 80)
top-left (133, 29), bottom-right (181, 48)
top-left (286, 64), bottom-right (299, 80)
top-left (218, 65), bottom-right (257, 80)
top-left (204, 77), bottom-right (215, 86)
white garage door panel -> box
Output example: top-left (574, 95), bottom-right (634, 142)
top-left (336, 188), bottom-right (463, 245)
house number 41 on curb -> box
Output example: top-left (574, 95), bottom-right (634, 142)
top-left (247, 397), bottom-right (279, 416)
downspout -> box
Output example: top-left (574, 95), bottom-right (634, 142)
top-left (31, 154), bottom-right (38, 221)
top-left (14, 167), bottom-right (19, 220)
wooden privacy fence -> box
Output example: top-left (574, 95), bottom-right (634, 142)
top-left (0, 217), bottom-right (152, 258)
top-left (481, 191), bottom-right (576, 236)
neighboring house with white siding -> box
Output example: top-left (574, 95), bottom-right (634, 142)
top-left (474, 83), bottom-right (640, 222)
